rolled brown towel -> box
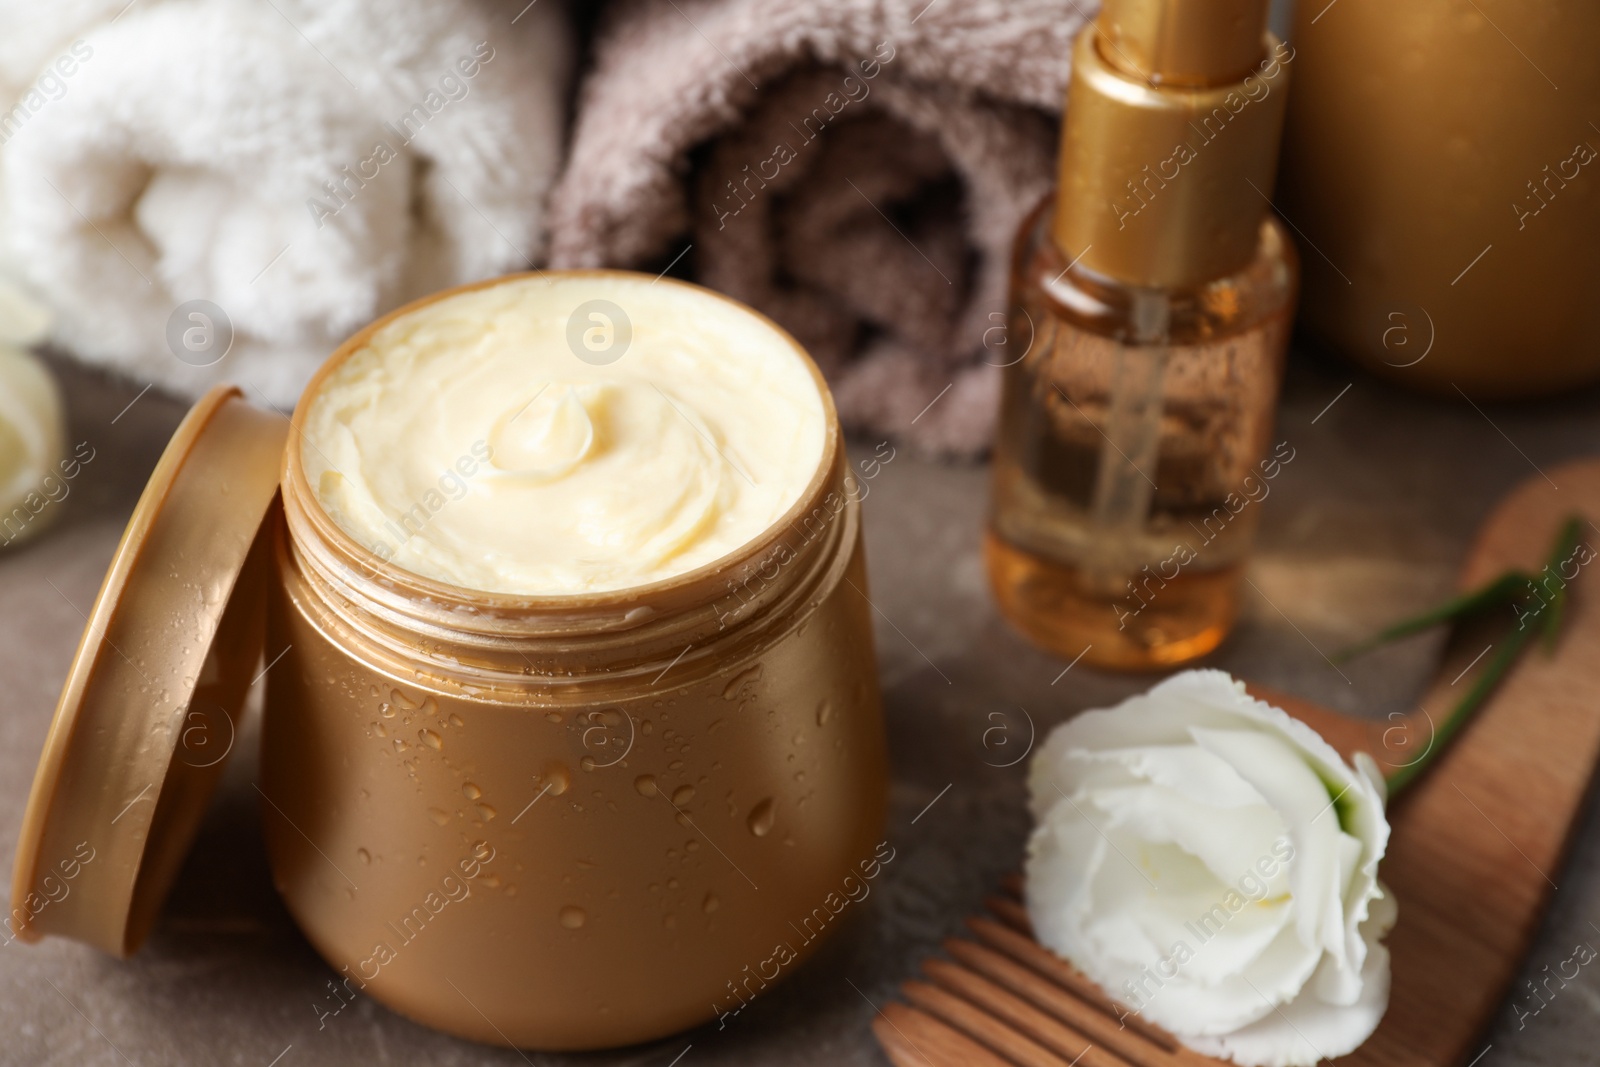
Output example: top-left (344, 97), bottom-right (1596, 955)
top-left (548, 0), bottom-right (1092, 455)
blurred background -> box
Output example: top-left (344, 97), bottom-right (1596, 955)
top-left (1, 1), bottom-right (1598, 1064)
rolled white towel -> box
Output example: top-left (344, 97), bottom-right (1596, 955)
top-left (0, 0), bottom-right (571, 407)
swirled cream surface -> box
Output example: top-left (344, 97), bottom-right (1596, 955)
top-left (301, 275), bottom-right (827, 595)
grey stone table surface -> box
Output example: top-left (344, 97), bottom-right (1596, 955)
top-left (4, 349), bottom-right (1600, 1067)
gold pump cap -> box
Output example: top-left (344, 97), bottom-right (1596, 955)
top-left (9, 387), bottom-right (285, 956)
top-left (1099, 0), bottom-right (1273, 85)
top-left (1053, 0), bottom-right (1292, 289)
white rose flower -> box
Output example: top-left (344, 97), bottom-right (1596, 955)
top-left (0, 276), bottom-right (66, 550)
top-left (0, 276), bottom-right (53, 348)
top-left (1025, 670), bottom-right (1395, 1067)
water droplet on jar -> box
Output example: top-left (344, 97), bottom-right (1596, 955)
top-left (675, 812), bottom-right (692, 828)
top-left (476, 803), bottom-right (497, 821)
top-left (580, 756), bottom-right (597, 771)
top-left (667, 877), bottom-right (679, 890)
top-left (559, 906), bottom-right (586, 929)
top-left (373, 722), bottom-right (387, 738)
top-left (672, 784), bottom-right (695, 805)
top-left (685, 839), bottom-right (699, 852)
top-left (462, 782), bottom-right (482, 799)
top-left (816, 699), bottom-right (833, 726)
top-left (545, 712), bottom-right (562, 724)
top-left (379, 702), bottom-right (395, 719)
top-left (393, 739), bottom-right (410, 753)
top-left (419, 729), bottom-right (443, 751)
top-left (357, 848), bottom-right (372, 865)
top-left (702, 892), bottom-right (720, 914)
top-left (482, 872), bottom-right (502, 888)
top-left (545, 763), bottom-right (571, 796)
top-left (429, 808), bottom-right (451, 826)
top-left (390, 688), bottom-right (422, 710)
top-left (722, 664), bottom-right (763, 701)
top-left (641, 719), bottom-right (653, 735)
top-left (448, 712), bottom-right (465, 728)
top-left (634, 775), bottom-right (658, 797)
top-left (747, 798), bottom-right (776, 837)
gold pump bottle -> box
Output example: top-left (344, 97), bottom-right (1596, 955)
top-left (986, 0), bottom-right (1298, 670)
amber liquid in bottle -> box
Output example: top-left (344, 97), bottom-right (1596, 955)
top-left (987, 198), bottom-right (1297, 670)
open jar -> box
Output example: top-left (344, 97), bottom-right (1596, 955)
top-left (10, 272), bottom-right (889, 1049)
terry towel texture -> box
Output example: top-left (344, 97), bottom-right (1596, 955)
top-left (0, 0), bottom-right (571, 407)
top-left (548, 0), bottom-right (1092, 454)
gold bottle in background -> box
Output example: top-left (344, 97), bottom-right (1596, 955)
top-left (1278, 1), bottom-right (1600, 398)
top-left (986, 0), bottom-right (1298, 670)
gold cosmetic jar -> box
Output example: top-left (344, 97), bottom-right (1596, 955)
top-left (11, 272), bottom-right (889, 1050)
top-left (1277, 0), bottom-right (1600, 397)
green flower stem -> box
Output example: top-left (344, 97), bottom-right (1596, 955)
top-left (1346, 515), bottom-right (1585, 799)
top-left (1383, 624), bottom-right (1532, 797)
top-left (1333, 571), bottom-right (1531, 662)
top-left (1536, 516), bottom-right (1585, 652)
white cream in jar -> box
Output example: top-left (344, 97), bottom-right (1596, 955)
top-left (301, 275), bottom-right (827, 595)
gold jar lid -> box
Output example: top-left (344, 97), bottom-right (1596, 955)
top-left (9, 386), bottom-right (285, 956)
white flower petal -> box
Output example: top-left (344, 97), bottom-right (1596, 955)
top-left (1098, 744), bottom-right (1270, 808)
top-left (1090, 781), bottom-right (1287, 889)
top-left (1167, 892), bottom-right (1294, 985)
top-left (1025, 808), bottom-right (1109, 961)
top-left (1050, 671), bottom-right (1263, 752)
top-left (1028, 725), bottom-right (1139, 819)
top-left (1140, 918), bottom-right (1323, 1035)
top-left (1188, 726), bottom-right (1351, 965)
top-left (1314, 831), bottom-right (1368, 1005)
top-left (1183, 891), bottom-right (1395, 1067)
top-left (1337, 753), bottom-right (1393, 963)
top-left (0, 345), bottom-right (67, 529)
top-left (0, 276), bottom-right (51, 347)
top-left (1082, 837), bottom-right (1211, 963)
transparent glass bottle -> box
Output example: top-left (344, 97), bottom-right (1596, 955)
top-left (988, 198), bottom-right (1296, 669)
top-left (985, 0), bottom-right (1298, 670)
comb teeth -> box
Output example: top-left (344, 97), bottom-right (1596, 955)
top-left (872, 879), bottom-right (1217, 1067)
